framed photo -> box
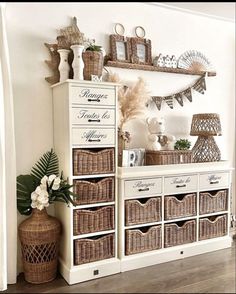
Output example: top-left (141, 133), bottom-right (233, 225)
top-left (110, 34), bottom-right (132, 63)
top-left (122, 148), bottom-right (145, 167)
top-left (130, 37), bottom-right (152, 65)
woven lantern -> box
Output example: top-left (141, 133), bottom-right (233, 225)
top-left (190, 113), bottom-right (222, 162)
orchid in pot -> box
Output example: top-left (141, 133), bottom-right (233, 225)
top-left (17, 149), bottom-right (76, 284)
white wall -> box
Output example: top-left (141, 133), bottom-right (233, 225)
top-left (5, 2), bottom-right (235, 274)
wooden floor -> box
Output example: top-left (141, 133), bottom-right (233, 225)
top-left (5, 239), bottom-right (236, 293)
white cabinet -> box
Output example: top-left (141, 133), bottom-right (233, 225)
top-left (52, 80), bottom-right (120, 285)
top-left (118, 162), bottom-right (233, 272)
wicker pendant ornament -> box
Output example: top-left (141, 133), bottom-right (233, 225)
top-left (151, 74), bottom-right (206, 110)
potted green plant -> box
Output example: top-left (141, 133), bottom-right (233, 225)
top-left (174, 138), bottom-right (191, 150)
top-left (17, 149), bottom-right (76, 284)
top-left (82, 40), bottom-right (104, 80)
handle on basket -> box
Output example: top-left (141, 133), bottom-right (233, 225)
top-left (138, 188), bottom-right (149, 192)
top-left (176, 184), bottom-right (186, 188)
top-left (210, 181), bottom-right (219, 184)
top-left (88, 119), bottom-right (101, 123)
top-left (88, 98), bottom-right (101, 102)
top-left (88, 139), bottom-right (101, 142)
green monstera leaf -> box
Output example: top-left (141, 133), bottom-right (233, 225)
top-left (17, 174), bottom-right (37, 215)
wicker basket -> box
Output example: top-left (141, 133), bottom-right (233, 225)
top-left (164, 220), bottom-right (196, 248)
top-left (199, 190), bottom-right (228, 215)
top-left (125, 197), bottom-right (161, 226)
top-left (125, 225), bottom-right (162, 255)
top-left (73, 148), bottom-right (115, 176)
top-left (164, 193), bottom-right (196, 220)
top-left (145, 150), bottom-right (193, 165)
top-left (73, 177), bottom-right (115, 205)
top-left (199, 214), bottom-right (227, 241)
top-left (74, 233), bottom-right (115, 265)
top-left (73, 206), bottom-right (115, 235)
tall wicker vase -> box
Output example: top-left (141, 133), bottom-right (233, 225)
top-left (18, 208), bottom-right (61, 284)
top-left (82, 51), bottom-right (104, 80)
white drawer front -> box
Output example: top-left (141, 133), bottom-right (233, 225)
top-left (124, 178), bottom-right (162, 199)
top-left (71, 107), bottom-right (115, 126)
top-left (164, 175), bottom-right (197, 194)
top-left (199, 172), bottom-right (229, 190)
top-left (72, 127), bottom-right (115, 146)
top-left (70, 85), bottom-right (115, 106)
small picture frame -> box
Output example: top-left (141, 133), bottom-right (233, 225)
top-left (110, 34), bottom-right (132, 63)
top-left (130, 37), bottom-right (152, 65)
top-left (122, 148), bottom-right (145, 167)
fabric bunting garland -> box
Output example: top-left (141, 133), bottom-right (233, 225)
top-left (152, 74), bottom-right (207, 110)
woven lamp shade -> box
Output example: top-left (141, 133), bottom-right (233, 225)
top-left (190, 113), bottom-right (222, 136)
top-left (190, 113), bottom-right (222, 162)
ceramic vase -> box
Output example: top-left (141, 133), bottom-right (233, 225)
top-left (18, 208), bottom-right (61, 284)
top-left (70, 44), bottom-right (84, 80)
top-left (57, 49), bottom-right (70, 82)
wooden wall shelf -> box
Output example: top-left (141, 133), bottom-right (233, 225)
top-left (105, 61), bottom-right (216, 77)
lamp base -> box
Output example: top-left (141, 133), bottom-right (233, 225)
top-left (192, 136), bottom-right (221, 162)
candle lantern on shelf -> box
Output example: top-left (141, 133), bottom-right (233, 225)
top-left (190, 113), bottom-right (222, 162)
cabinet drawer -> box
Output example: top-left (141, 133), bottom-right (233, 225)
top-left (124, 178), bottom-right (162, 199)
top-left (70, 85), bottom-right (115, 106)
top-left (164, 175), bottom-right (197, 194)
top-left (72, 127), bottom-right (115, 146)
top-left (71, 107), bottom-right (115, 126)
top-left (199, 172), bottom-right (229, 190)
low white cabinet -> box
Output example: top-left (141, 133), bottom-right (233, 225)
top-left (118, 161), bottom-right (233, 272)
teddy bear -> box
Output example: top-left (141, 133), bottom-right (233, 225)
top-left (146, 117), bottom-right (175, 151)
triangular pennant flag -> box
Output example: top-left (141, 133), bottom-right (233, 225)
top-left (152, 96), bottom-right (163, 110)
top-left (164, 96), bottom-right (174, 109)
top-left (174, 93), bottom-right (184, 106)
top-left (193, 76), bottom-right (206, 94)
top-left (183, 88), bottom-right (192, 102)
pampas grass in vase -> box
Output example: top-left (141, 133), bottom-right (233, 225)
top-left (107, 72), bottom-right (150, 165)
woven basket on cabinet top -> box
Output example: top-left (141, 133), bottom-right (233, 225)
top-left (73, 177), bottom-right (115, 205)
top-left (73, 148), bottom-right (115, 176)
top-left (145, 150), bottom-right (193, 165)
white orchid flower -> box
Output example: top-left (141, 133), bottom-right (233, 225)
top-left (41, 175), bottom-right (48, 187)
top-left (31, 200), bottom-right (38, 208)
top-left (52, 177), bottom-right (61, 190)
top-left (31, 191), bottom-right (38, 201)
top-left (37, 203), bottom-right (45, 210)
top-left (48, 174), bottom-right (57, 186)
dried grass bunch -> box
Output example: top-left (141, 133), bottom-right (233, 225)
top-left (107, 73), bottom-right (150, 130)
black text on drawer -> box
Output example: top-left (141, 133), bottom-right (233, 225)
top-left (199, 189), bottom-right (228, 215)
top-left (74, 233), bottom-right (115, 265)
top-left (125, 197), bottom-right (161, 226)
top-left (73, 206), bottom-right (115, 235)
top-left (125, 225), bottom-right (162, 255)
top-left (70, 85), bottom-right (115, 106)
top-left (71, 107), bottom-right (115, 126)
top-left (72, 127), bottom-right (115, 146)
top-left (73, 177), bottom-right (115, 205)
top-left (124, 178), bottom-right (162, 199)
top-left (164, 193), bottom-right (197, 220)
top-left (164, 220), bottom-right (196, 248)
top-left (199, 214), bottom-right (227, 240)
top-left (73, 148), bottom-right (115, 176)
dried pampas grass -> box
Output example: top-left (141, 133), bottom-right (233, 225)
top-left (107, 72), bottom-right (150, 130)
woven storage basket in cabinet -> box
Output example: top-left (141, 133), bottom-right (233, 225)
top-left (125, 197), bottom-right (161, 226)
top-left (125, 225), bottom-right (162, 255)
top-left (145, 150), bottom-right (193, 165)
top-left (164, 193), bottom-right (196, 220)
top-left (199, 190), bottom-right (228, 215)
top-left (199, 214), bottom-right (227, 240)
top-left (164, 220), bottom-right (196, 248)
top-left (74, 233), bottom-right (115, 265)
top-left (73, 148), bottom-right (115, 176)
top-left (73, 206), bottom-right (115, 235)
top-left (73, 177), bottom-right (115, 205)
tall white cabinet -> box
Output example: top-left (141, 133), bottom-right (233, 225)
top-left (52, 80), bottom-right (120, 284)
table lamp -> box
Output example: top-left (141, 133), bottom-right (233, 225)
top-left (190, 113), bottom-right (222, 162)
